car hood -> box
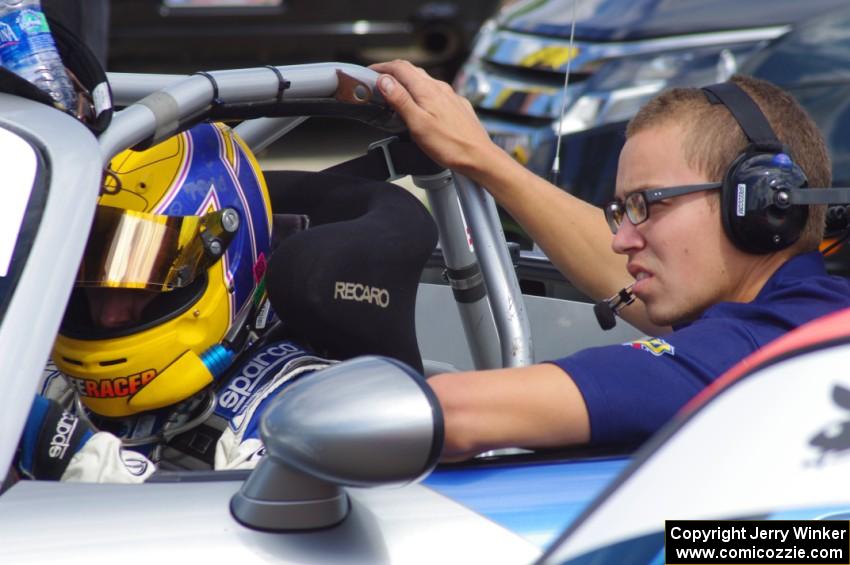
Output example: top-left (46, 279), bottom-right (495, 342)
top-left (0, 457), bottom-right (628, 562)
top-left (498, 0), bottom-right (849, 41)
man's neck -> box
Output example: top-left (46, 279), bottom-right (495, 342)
top-left (731, 251), bottom-right (795, 304)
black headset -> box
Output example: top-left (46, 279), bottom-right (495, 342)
top-left (702, 81), bottom-right (850, 254)
top-left (595, 82), bottom-right (849, 331)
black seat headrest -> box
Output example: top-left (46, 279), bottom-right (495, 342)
top-left (265, 170), bottom-right (438, 373)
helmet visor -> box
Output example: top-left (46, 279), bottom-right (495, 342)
top-left (76, 205), bottom-right (239, 291)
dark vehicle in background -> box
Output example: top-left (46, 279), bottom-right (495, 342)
top-left (455, 0), bottom-right (849, 247)
top-left (107, 0), bottom-right (501, 79)
top-left (42, 0), bottom-right (110, 65)
top-left (740, 5), bottom-right (850, 275)
top-left (742, 5), bottom-right (850, 190)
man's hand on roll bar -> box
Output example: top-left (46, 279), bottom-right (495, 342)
top-left (371, 60), bottom-right (504, 177)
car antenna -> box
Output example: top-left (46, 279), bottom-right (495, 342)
top-left (550, 0), bottom-right (578, 186)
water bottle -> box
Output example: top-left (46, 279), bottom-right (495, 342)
top-left (0, 0), bottom-right (76, 112)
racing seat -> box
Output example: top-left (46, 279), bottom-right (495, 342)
top-left (264, 170), bottom-right (438, 374)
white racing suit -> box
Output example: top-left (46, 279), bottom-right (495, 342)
top-left (39, 340), bottom-right (332, 483)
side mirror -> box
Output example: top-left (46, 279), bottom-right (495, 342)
top-left (230, 356), bottom-right (444, 531)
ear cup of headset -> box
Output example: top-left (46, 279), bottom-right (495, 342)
top-left (721, 151), bottom-right (809, 254)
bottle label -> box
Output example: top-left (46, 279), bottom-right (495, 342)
top-left (92, 82), bottom-right (113, 116)
top-left (0, 9), bottom-right (53, 61)
top-left (17, 10), bottom-right (49, 36)
top-left (0, 19), bottom-right (20, 49)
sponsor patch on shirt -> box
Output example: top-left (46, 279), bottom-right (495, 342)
top-left (120, 449), bottom-right (151, 477)
top-left (624, 337), bottom-right (675, 357)
top-left (215, 341), bottom-right (311, 421)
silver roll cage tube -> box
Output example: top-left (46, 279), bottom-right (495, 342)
top-left (105, 63), bottom-right (534, 369)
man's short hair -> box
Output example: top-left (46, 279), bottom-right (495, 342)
top-left (626, 75), bottom-right (831, 253)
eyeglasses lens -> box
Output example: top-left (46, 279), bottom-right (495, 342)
top-left (625, 193), bottom-right (647, 226)
top-left (605, 200), bottom-right (623, 233)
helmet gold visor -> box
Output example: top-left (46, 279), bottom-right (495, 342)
top-left (76, 205), bottom-right (240, 291)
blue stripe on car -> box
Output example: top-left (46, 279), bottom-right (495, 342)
top-left (424, 457), bottom-right (628, 548)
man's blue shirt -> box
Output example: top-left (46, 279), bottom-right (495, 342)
top-left (551, 252), bottom-right (850, 446)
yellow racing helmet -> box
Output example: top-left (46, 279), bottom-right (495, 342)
top-left (53, 122), bottom-right (273, 418)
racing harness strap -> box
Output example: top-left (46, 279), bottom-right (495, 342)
top-left (322, 135), bottom-right (489, 306)
top-left (324, 134), bottom-right (445, 181)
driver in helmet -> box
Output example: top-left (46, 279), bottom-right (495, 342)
top-left (15, 122), bottom-right (333, 482)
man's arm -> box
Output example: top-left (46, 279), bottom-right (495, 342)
top-left (427, 364), bottom-right (590, 461)
top-left (370, 60), bottom-right (663, 334)
top-left (17, 395), bottom-right (154, 483)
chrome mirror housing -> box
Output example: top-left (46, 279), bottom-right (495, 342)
top-left (230, 356), bottom-right (444, 531)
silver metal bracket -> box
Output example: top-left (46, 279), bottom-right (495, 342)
top-left (412, 169), bottom-right (454, 191)
top-left (368, 135), bottom-right (402, 181)
top-left (444, 268), bottom-right (484, 292)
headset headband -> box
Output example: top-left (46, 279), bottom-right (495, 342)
top-left (703, 81), bottom-right (846, 210)
top-left (702, 82), bottom-right (784, 154)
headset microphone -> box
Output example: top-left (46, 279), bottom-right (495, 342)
top-left (594, 284), bottom-right (635, 330)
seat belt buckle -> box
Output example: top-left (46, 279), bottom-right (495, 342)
top-left (368, 135), bottom-right (402, 182)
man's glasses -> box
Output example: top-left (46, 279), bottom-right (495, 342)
top-left (604, 183), bottom-right (722, 234)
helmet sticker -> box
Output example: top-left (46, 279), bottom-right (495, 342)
top-left (66, 370), bottom-right (157, 399)
top-left (253, 252), bottom-right (267, 283)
